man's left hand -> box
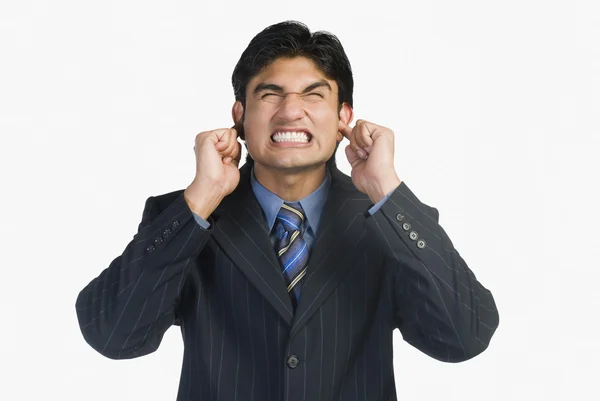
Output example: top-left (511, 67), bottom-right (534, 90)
top-left (338, 119), bottom-right (402, 204)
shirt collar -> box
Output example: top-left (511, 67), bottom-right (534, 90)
top-left (250, 165), bottom-right (331, 235)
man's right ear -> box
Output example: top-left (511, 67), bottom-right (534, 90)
top-left (231, 101), bottom-right (245, 140)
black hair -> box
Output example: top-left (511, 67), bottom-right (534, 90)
top-left (231, 20), bottom-right (354, 168)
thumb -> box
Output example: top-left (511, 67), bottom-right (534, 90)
top-left (344, 144), bottom-right (362, 167)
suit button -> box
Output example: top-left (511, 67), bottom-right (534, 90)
top-left (154, 237), bottom-right (163, 245)
top-left (163, 228), bottom-right (172, 237)
top-left (417, 239), bottom-right (427, 249)
top-left (409, 231), bottom-right (419, 240)
top-left (287, 355), bottom-right (299, 369)
top-left (395, 213), bottom-right (404, 222)
top-left (402, 222), bottom-right (411, 231)
top-left (146, 245), bottom-right (155, 252)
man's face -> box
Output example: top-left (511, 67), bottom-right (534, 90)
top-left (235, 56), bottom-right (352, 173)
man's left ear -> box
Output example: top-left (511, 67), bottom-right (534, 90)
top-left (337, 103), bottom-right (354, 142)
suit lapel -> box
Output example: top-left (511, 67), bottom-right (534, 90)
top-left (210, 163), bottom-right (294, 326)
top-left (208, 162), bottom-right (372, 333)
top-left (289, 166), bottom-right (371, 338)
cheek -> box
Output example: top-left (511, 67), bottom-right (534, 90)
top-left (244, 111), bottom-right (269, 133)
top-left (311, 101), bottom-right (339, 121)
top-left (312, 111), bottom-right (341, 136)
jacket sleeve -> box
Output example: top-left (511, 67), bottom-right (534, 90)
top-left (75, 192), bottom-right (212, 359)
top-left (364, 181), bottom-right (499, 363)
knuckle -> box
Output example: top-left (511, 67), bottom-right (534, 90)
top-left (197, 130), bottom-right (212, 141)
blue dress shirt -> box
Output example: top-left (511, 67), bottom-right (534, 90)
top-left (192, 166), bottom-right (395, 246)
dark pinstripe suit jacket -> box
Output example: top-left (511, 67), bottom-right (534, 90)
top-left (76, 162), bottom-right (499, 401)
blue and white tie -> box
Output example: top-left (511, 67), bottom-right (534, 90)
top-left (274, 202), bottom-right (309, 311)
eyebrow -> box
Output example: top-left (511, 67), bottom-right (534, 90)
top-left (252, 80), bottom-right (332, 95)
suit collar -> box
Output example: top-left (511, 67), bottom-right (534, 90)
top-left (249, 165), bottom-right (332, 235)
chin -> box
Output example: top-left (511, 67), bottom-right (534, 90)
top-left (256, 157), bottom-right (323, 171)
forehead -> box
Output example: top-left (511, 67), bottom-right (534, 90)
top-left (248, 56), bottom-right (337, 92)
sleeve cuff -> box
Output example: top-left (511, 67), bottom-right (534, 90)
top-left (367, 185), bottom-right (399, 215)
top-left (193, 212), bottom-right (211, 229)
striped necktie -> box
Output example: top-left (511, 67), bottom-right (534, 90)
top-left (274, 202), bottom-right (309, 311)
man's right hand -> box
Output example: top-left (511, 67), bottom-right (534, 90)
top-left (184, 126), bottom-right (243, 219)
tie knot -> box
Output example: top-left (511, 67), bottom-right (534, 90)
top-left (276, 202), bottom-right (305, 232)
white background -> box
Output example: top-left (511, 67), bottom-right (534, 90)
top-left (1, 0), bottom-right (598, 400)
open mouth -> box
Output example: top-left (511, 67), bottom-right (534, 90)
top-left (270, 131), bottom-right (312, 143)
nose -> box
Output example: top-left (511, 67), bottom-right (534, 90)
top-left (275, 93), bottom-right (306, 121)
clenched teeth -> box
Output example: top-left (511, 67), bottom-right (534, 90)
top-left (271, 131), bottom-right (311, 143)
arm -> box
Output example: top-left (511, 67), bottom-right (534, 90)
top-left (75, 192), bottom-right (212, 359)
top-left (364, 181), bottom-right (499, 362)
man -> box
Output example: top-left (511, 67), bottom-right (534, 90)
top-left (76, 20), bottom-right (499, 401)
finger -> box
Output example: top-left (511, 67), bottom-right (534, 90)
top-left (214, 127), bottom-right (233, 142)
top-left (338, 120), bottom-right (360, 152)
top-left (223, 154), bottom-right (239, 165)
top-left (226, 136), bottom-right (241, 162)
top-left (354, 121), bottom-right (374, 150)
top-left (221, 128), bottom-right (238, 157)
top-left (224, 136), bottom-right (242, 165)
top-left (211, 128), bottom-right (232, 150)
top-left (232, 141), bottom-right (242, 165)
top-left (338, 120), bottom-right (353, 140)
top-left (232, 121), bottom-right (245, 140)
top-left (357, 119), bottom-right (379, 133)
top-left (355, 123), bottom-right (375, 159)
top-left (347, 125), bottom-right (363, 156)
top-left (358, 130), bottom-right (374, 150)
top-left (344, 144), bottom-right (363, 168)
top-left (215, 129), bottom-right (235, 157)
top-left (230, 124), bottom-right (240, 139)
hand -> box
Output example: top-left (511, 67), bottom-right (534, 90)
top-left (184, 126), bottom-right (242, 218)
top-left (338, 119), bottom-right (402, 203)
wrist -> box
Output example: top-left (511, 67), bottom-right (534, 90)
top-left (184, 184), bottom-right (223, 220)
top-left (366, 176), bottom-right (402, 204)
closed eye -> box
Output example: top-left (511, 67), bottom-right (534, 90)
top-left (261, 92), bottom-right (324, 99)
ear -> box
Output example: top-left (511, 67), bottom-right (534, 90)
top-left (231, 101), bottom-right (245, 139)
top-left (337, 102), bottom-right (354, 142)
top-left (232, 101), bottom-right (244, 124)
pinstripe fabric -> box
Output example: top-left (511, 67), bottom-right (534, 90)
top-left (76, 162), bottom-right (499, 400)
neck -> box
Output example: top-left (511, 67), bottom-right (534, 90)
top-left (253, 163), bottom-right (327, 202)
